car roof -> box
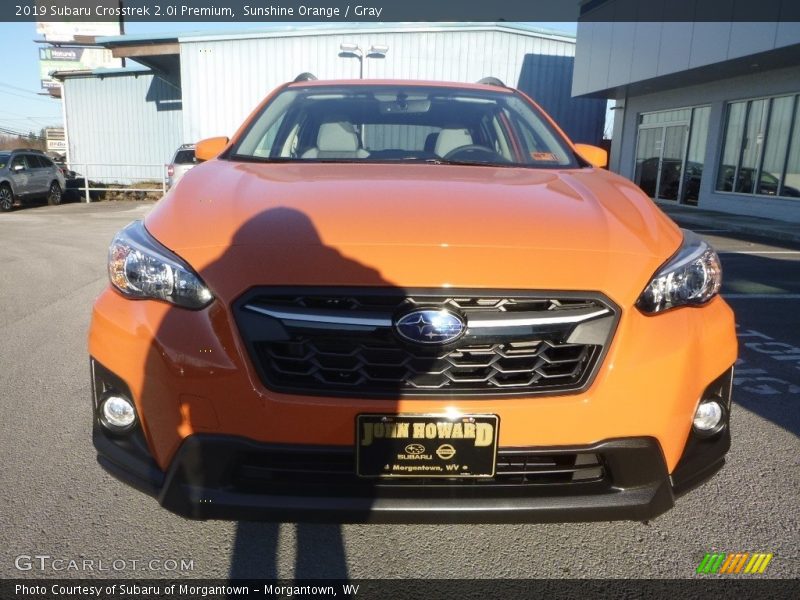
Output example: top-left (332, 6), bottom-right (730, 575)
top-left (285, 79), bottom-right (515, 94)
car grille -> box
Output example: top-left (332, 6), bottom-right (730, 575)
top-left (233, 288), bottom-right (619, 398)
top-left (232, 447), bottom-right (608, 496)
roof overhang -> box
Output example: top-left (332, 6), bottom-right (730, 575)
top-left (50, 67), bottom-right (157, 97)
top-left (580, 43), bottom-right (800, 99)
top-left (95, 35), bottom-right (180, 86)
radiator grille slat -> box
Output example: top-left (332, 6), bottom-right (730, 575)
top-left (259, 339), bottom-right (598, 392)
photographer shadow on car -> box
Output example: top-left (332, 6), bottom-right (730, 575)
top-left (136, 206), bottom-right (448, 580)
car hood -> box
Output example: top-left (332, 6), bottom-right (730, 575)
top-left (145, 161), bottom-right (682, 306)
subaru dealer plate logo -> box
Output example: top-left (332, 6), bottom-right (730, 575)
top-left (394, 309), bottom-right (465, 345)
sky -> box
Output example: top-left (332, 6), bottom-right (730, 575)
top-left (0, 21), bottom-right (578, 136)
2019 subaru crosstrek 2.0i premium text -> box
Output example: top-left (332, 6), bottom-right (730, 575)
top-left (88, 79), bottom-right (736, 522)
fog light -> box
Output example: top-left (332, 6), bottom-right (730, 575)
top-left (693, 399), bottom-right (724, 434)
top-left (99, 395), bottom-right (137, 432)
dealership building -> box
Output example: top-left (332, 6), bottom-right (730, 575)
top-left (53, 23), bottom-right (605, 184)
top-left (575, 12), bottom-right (800, 223)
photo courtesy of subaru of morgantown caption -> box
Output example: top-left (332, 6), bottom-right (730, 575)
top-left (88, 77), bottom-right (737, 523)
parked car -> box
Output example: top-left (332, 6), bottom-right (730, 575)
top-left (166, 143), bottom-right (197, 190)
top-left (717, 165), bottom-right (800, 197)
top-left (62, 169), bottom-right (104, 202)
top-left (635, 158), bottom-right (703, 203)
top-left (89, 78), bottom-right (737, 522)
top-left (0, 149), bottom-right (66, 211)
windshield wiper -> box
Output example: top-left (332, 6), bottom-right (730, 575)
top-left (228, 154), bottom-right (296, 163)
top-left (423, 157), bottom-right (507, 168)
top-left (228, 154), bottom-right (511, 167)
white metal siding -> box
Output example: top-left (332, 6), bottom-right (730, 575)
top-left (180, 30), bottom-right (575, 142)
top-left (63, 73), bottom-right (183, 183)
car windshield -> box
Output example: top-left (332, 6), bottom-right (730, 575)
top-left (0, 153), bottom-right (9, 169)
top-left (229, 85), bottom-right (578, 168)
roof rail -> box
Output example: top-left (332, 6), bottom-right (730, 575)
top-left (294, 72), bottom-right (318, 82)
top-left (476, 77), bottom-right (506, 87)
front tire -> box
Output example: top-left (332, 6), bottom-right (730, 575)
top-left (47, 182), bottom-right (62, 206)
top-left (0, 185), bottom-right (13, 212)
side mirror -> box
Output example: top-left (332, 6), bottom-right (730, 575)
top-left (12, 164), bottom-right (25, 172)
top-left (574, 143), bottom-right (608, 169)
top-left (195, 136), bottom-right (230, 162)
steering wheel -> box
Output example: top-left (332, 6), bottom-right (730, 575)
top-left (443, 144), bottom-right (507, 163)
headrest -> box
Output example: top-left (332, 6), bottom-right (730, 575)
top-left (435, 128), bottom-right (473, 156)
top-left (317, 122), bottom-right (359, 152)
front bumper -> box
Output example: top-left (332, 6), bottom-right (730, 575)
top-left (93, 362), bottom-right (732, 523)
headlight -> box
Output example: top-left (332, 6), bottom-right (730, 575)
top-left (636, 229), bottom-right (722, 314)
top-left (108, 220), bottom-right (213, 309)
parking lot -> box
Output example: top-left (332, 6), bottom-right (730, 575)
top-left (0, 201), bottom-right (797, 579)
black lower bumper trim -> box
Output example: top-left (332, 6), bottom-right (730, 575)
top-left (163, 479), bottom-right (675, 524)
top-left (96, 432), bottom-right (676, 523)
top-left (670, 366), bottom-right (734, 495)
top-left (94, 424), bottom-right (164, 497)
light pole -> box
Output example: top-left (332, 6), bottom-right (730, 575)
top-left (339, 43), bottom-right (389, 79)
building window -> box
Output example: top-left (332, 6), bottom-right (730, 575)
top-left (761, 96), bottom-right (795, 196)
top-left (716, 94), bottom-right (800, 199)
top-left (634, 105), bottom-right (710, 205)
top-left (786, 106), bottom-right (800, 197)
top-left (684, 106), bottom-right (710, 205)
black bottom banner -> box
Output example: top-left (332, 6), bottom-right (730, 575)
top-left (2, 579), bottom-right (799, 600)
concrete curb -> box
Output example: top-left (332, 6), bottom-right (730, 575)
top-left (656, 202), bottom-right (800, 244)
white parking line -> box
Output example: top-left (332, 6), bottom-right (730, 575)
top-left (724, 293), bottom-right (800, 299)
top-left (719, 251), bottom-right (800, 255)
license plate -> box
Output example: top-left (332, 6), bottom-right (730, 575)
top-left (356, 414), bottom-right (499, 478)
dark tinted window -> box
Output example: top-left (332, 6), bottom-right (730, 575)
top-left (174, 150), bottom-right (196, 164)
top-left (0, 154), bottom-right (9, 168)
top-left (10, 155), bottom-right (28, 169)
top-left (26, 155), bottom-right (47, 168)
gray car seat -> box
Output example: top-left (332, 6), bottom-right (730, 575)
top-left (434, 128), bottom-right (473, 157)
top-left (302, 122), bottom-right (370, 159)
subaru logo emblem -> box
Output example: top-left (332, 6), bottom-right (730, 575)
top-left (394, 309), bottom-right (465, 345)
top-left (405, 443), bottom-right (426, 455)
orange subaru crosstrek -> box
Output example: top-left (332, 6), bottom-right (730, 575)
top-left (88, 78), bottom-right (737, 522)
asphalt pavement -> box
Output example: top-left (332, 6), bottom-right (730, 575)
top-left (0, 200), bottom-right (797, 580)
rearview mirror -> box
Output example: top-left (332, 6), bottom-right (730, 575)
top-left (574, 143), bottom-right (608, 169)
top-left (195, 136), bottom-right (230, 162)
